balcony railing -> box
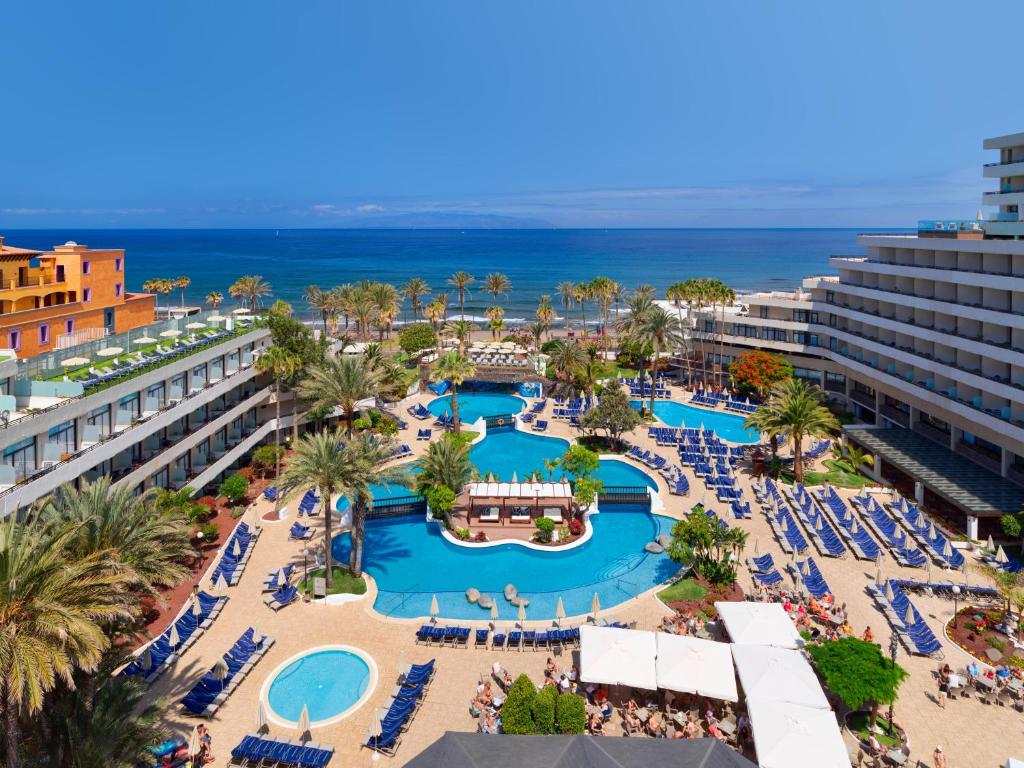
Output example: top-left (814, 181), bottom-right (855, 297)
top-left (832, 256), bottom-right (1022, 280)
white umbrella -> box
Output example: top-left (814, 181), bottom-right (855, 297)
top-left (212, 658), bottom-right (229, 691)
top-left (814, 516), bottom-right (823, 532)
top-left (753, 538), bottom-right (760, 555)
top-left (490, 603), bottom-right (499, 621)
top-left (139, 646), bottom-right (153, 671)
top-left (186, 322), bottom-right (207, 330)
top-left (133, 335), bottom-right (157, 345)
top-left (517, 601), bottom-right (527, 626)
top-left (903, 605), bottom-right (915, 627)
top-left (555, 597), bottom-right (566, 625)
top-left (232, 538), bottom-right (242, 559)
top-left (61, 356), bottom-right (90, 367)
top-left (207, 314), bottom-right (226, 322)
top-left (925, 559), bottom-right (933, 582)
top-left (214, 572), bottom-right (229, 593)
top-left (884, 581), bottom-right (894, 603)
top-left (160, 329), bottom-right (182, 338)
top-left (986, 534), bottom-right (995, 551)
top-left (256, 701), bottom-right (268, 733)
top-left (367, 709), bottom-right (383, 741)
top-left (429, 594), bottom-right (439, 622)
top-left (297, 704), bottom-right (310, 737)
top-left (997, 546), bottom-right (1009, 564)
top-left (191, 595), bottom-right (203, 619)
top-left (874, 567), bottom-right (884, 587)
top-left (251, 624), bottom-right (262, 644)
top-left (187, 727), bottom-right (202, 760)
top-left (942, 539), bottom-right (952, 559)
top-left (591, 592), bottom-right (601, 617)
top-left (96, 346), bottom-right (123, 357)
top-left (874, 551), bottom-right (883, 567)
top-left (168, 623), bottom-right (180, 649)
top-left (233, 308), bottom-right (253, 315)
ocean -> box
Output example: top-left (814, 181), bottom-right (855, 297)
top-left (5, 228), bottom-right (868, 325)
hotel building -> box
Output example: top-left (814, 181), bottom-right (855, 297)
top-left (691, 131), bottom-right (1024, 538)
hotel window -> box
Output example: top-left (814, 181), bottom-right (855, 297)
top-left (759, 306), bottom-right (769, 319)
top-left (8, 330), bottom-right (20, 351)
top-left (826, 290), bottom-right (835, 303)
top-left (65, 319), bottom-right (74, 334)
top-left (115, 257), bottom-right (122, 271)
top-left (115, 283), bottom-right (122, 298)
top-left (765, 328), bottom-right (787, 342)
top-left (83, 287), bottom-right (92, 303)
top-left (3, 438), bottom-right (36, 481)
top-left (48, 421), bottom-right (76, 454)
top-left (38, 324), bottom-right (49, 345)
top-left (119, 393), bottom-right (141, 418)
top-left (82, 260), bottom-right (90, 275)
top-left (87, 404), bottom-right (112, 437)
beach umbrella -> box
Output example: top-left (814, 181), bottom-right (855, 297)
top-left (875, 551), bottom-right (883, 567)
top-left (133, 335), bottom-right (157, 345)
top-left (997, 546), bottom-right (1009, 564)
top-left (212, 658), bottom-right (229, 691)
top-left (187, 727), bottom-right (202, 760)
top-left (233, 307), bottom-right (252, 315)
top-left (925, 559), bottom-right (933, 583)
top-left (139, 646), bottom-right (153, 672)
top-left (191, 595), bottom-right (203, 619)
top-left (297, 704), bottom-right (310, 738)
top-left (753, 538), bottom-right (760, 555)
top-left (186, 322), bottom-right (207, 330)
top-left (986, 534), bottom-right (995, 551)
top-left (61, 356), bottom-right (90, 367)
top-left (517, 601), bottom-right (527, 626)
top-left (429, 594), bottom-right (439, 622)
top-left (256, 701), bottom-right (268, 734)
top-left (874, 566), bottom-right (884, 587)
top-left (96, 346), bottom-right (123, 357)
top-left (555, 597), bottom-right (566, 625)
top-left (207, 314), bottom-right (226, 322)
top-left (367, 709), bottom-right (383, 742)
top-left (942, 539), bottom-right (952, 559)
top-left (168, 623), bottom-right (180, 650)
top-left (214, 572), bottom-right (229, 593)
top-left (232, 538), bottom-right (242, 559)
top-left (884, 581), bottom-right (894, 603)
top-left (490, 603), bottom-right (499, 621)
top-left (251, 624), bottom-right (262, 644)
top-left (160, 329), bottom-right (182, 338)
top-left (815, 516), bottom-right (823, 531)
top-left (903, 605), bottom-right (915, 627)
top-left (591, 592), bottom-right (601, 617)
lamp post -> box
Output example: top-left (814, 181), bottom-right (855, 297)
top-left (887, 632), bottom-right (899, 727)
top-left (952, 584), bottom-right (962, 629)
top-left (303, 547), bottom-right (309, 588)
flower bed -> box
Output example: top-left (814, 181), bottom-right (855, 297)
top-left (945, 606), bottom-right (1024, 667)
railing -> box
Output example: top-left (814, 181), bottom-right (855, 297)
top-left (916, 219), bottom-right (984, 233)
top-left (365, 495), bottom-right (426, 518)
top-left (598, 485), bottom-right (651, 504)
top-left (483, 414), bottom-right (517, 430)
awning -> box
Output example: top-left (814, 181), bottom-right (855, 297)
top-left (655, 633), bottom-right (737, 702)
top-left (466, 481), bottom-right (573, 499)
top-left (746, 699), bottom-right (848, 768)
top-left (714, 601), bottom-right (803, 649)
top-left (579, 625), bottom-right (657, 690)
top-left (731, 644), bottom-right (830, 709)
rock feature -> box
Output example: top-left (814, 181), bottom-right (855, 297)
top-left (656, 534), bottom-right (672, 548)
top-left (504, 584), bottom-right (518, 601)
top-left (478, 594), bottom-right (494, 609)
top-left (510, 596), bottom-right (530, 607)
top-left (466, 587), bottom-right (480, 604)
top-left (644, 542), bottom-right (665, 554)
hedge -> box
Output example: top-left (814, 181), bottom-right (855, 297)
top-left (501, 675), bottom-right (538, 735)
top-left (555, 694), bottom-right (587, 734)
top-left (532, 685), bottom-right (557, 734)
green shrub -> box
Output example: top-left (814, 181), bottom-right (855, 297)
top-left (376, 417), bottom-right (399, 436)
top-left (1007, 655), bottom-right (1024, 670)
top-left (251, 444), bottom-right (284, 476)
top-left (1001, 513), bottom-right (1023, 539)
top-left (555, 693), bottom-right (587, 734)
top-left (426, 485), bottom-right (456, 519)
top-left (398, 322), bottom-right (437, 354)
top-left (454, 527), bottom-right (471, 541)
top-left (501, 675), bottom-right (538, 735)
top-left (200, 521), bottom-right (220, 541)
top-left (534, 517), bottom-right (556, 542)
top-left (986, 636), bottom-right (1007, 652)
top-left (352, 416), bottom-right (373, 432)
top-left (532, 685), bottom-right (557, 734)
top-left (219, 474), bottom-right (249, 504)
top-left (572, 477), bottom-right (603, 509)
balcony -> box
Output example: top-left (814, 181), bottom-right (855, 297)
top-left (916, 219), bottom-right (985, 239)
top-left (830, 256), bottom-right (1024, 289)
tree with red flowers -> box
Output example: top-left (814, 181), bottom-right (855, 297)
top-left (728, 350), bottom-right (794, 398)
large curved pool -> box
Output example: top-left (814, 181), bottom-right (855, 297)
top-left (632, 399), bottom-right (760, 443)
top-left (332, 504), bottom-right (679, 620)
top-left (265, 647), bottom-right (374, 726)
top-left (428, 391), bottom-right (524, 424)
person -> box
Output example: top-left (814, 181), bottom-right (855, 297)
top-left (503, 670), bottom-right (513, 691)
top-left (933, 746), bottom-right (946, 768)
top-left (623, 708), bottom-right (642, 733)
top-left (862, 626), bottom-right (874, 643)
top-left (469, 697), bottom-right (483, 717)
top-left (600, 699), bottom-right (613, 720)
top-left (646, 711), bottom-right (663, 737)
top-left (737, 712), bottom-right (751, 743)
top-left (937, 665), bottom-right (950, 708)
top-left (480, 682), bottom-right (494, 707)
top-left (707, 721), bottom-right (727, 742)
top-left (965, 660), bottom-right (980, 682)
top-left (588, 713), bottom-right (604, 735)
top-left (193, 724), bottom-right (214, 767)
top-left (704, 703), bottom-right (718, 725)
top-left (683, 717), bottom-right (699, 739)
top-left (558, 674), bottom-right (571, 692)
top-left (481, 710), bottom-right (498, 734)
top-left (868, 732), bottom-right (883, 757)
top-left (545, 657), bottom-right (557, 676)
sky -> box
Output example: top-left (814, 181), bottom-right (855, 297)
top-left (2, 1), bottom-right (1023, 229)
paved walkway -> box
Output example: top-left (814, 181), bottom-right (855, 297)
top-left (144, 386), bottom-right (1024, 767)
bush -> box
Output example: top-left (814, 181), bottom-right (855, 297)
top-left (532, 685), bottom-right (557, 734)
top-left (555, 693), bottom-right (587, 734)
top-left (501, 675), bottom-right (538, 735)
top-left (454, 527), bottom-right (471, 541)
top-left (251, 444), bottom-right (284, 477)
top-left (376, 417), bottom-right (399, 436)
top-left (572, 477), bottom-right (603, 509)
top-left (235, 466), bottom-right (256, 482)
top-left (1001, 513), bottom-right (1023, 539)
top-left (196, 495), bottom-right (218, 511)
top-left (200, 521), bottom-right (220, 541)
top-left (398, 322), bottom-right (437, 355)
top-left (560, 445), bottom-right (600, 479)
top-left (534, 517), bottom-right (556, 542)
top-left (352, 416), bottom-right (373, 432)
top-left (219, 474), bottom-right (249, 504)
top-left (540, 339), bottom-right (561, 354)
top-left (568, 518), bottom-right (584, 536)
top-left (426, 485), bottom-right (456, 519)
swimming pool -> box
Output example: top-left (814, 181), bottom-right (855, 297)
top-left (427, 391), bottom-right (524, 425)
top-left (631, 399), bottom-right (760, 443)
top-left (264, 647), bottom-right (375, 726)
top-left (331, 504), bottom-right (679, 620)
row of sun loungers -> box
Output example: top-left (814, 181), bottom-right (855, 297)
top-left (365, 660), bottom-right (436, 755)
top-left (211, 522), bottom-right (260, 587)
top-left (407, 403), bottom-right (432, 420)
top-left (231, 735), bottom-right (334, 768)
top-left (747, 553), bottom-right (784, 587)
top-left (73, 330), bottom-right (232, 387)
top-left (530, 399), bottom-right (547, 413)
top-left (849, 494), bottom-right (928, 567)
top-left (392, 444), bottom-right (413, 459)
top-left (888, 497), bottom-right (965, 569)
top-left (416, 428), bottom-right (432, 440)
top-left (869, 579), bottom-right (944, 657)
top-left (626, 446), bottom-right (668, 471)
top-left (493, 625), bottom-right (593, 650)
top-left (783, 484), bottom-right (846, 558)
top-left (415, 625), bottom-right (472, 646)
top-left (802, 439), bottom-right (832, 461)
top-left (758, 480), bottom-right (809, 555)
top-left (181, 628), bottom-right (275, 717)
top-left (812, 486), bottom-right (881, 561)
top-left (788, 557), bottom-right (831, 598)
top-left (690, 390), bottom-right (726, 408)
top-left (724, 397), bottom-right (759, 414)
top-left (121, 591), bottom-right (227, 684)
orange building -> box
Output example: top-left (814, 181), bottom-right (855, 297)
top-left (0, 235), bottom-right (155, 358)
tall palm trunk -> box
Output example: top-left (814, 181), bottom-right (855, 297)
top-left (4, 695), bottom-right (21, 768)
top-left (451, 385), bottom-right (461, 435)
top-left (291, 390), bottom-right (300, 443)
top-left (717, 304), bottom-right (727, 389)
top-left (674, 302), bottom-right (693, 387)
top-left (649, 341), bottom-right (661, 415)
top-left (793, 431), bottom-right (804, 483)
top-left (322, 483), bottom-right (335, 588)
top-left (345, 406), bottom-right (355, 437)
top-left (273, 377), bottom-right (282, 513)
top-left (579, 300), bottom-right (586, 334)
top-left (695, 302), bottom-right (708, 387)
top-left (351, 493), bottom-right (368, 576)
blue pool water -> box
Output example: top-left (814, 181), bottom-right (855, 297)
top-left (631, 399), bottom-right (760, 443)
top-left (267, 649), bottom-right (371, 723)
top-left (332, 504), bottom-right (679, 620)
top-left (470, 428), bottom-right (568, 480)
top-left (427, 391), bottom-right (524, 425)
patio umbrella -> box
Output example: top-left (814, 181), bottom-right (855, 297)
top-left (191, 595), bottom-right (203, 619)
top-left (814, 516), bottom-right (823, 531)
top-left (214, 572), bottom-right (229, 593)
top-left (986, 534), bottom-right (995, 551)
top-left (517, 601), bottom-right (527, 626)
top-left (429, 594), bottom-right (439, 622)
top-left (555, 597), bottom-right (566, 626)
top-left (61, 356), bottom-right (90, 367)
top-left (925, 559), bottom-right (933, 583)
top-left (884, 581), bottom-right (894, 603)
top-left (297, 704), bottom-right (310, 738)
top-left (139, 646), bottom-right (153, 672)
top-left (96, 346), bottom-right (123, 357)
top-left (187, 727), bottom-right (202, 761)
top-left (232, 538), bottom-right (242, 558)
top-left (875, 551), bottom-right (883, 567)
top-left (367, 709), bottom-right (383, 742)
top-left (207, 314), bottom-right (226, 322)
top-left (186, 322), bottom-right (207, 330)
top-left (874, 567), bottom-right (884, 587)
top-left (591, 592), bottom-right (601, 617)
top-left (232, 308), bottom-right (252, 315)
top-left (942, 539), bottom-right (952, 559)
top-left (212, 658), bottom-right (229, 691)
top-left (251, 624), bottom-right (262, 644)
top-left (903, 605), bottom-right (915, 627)
top-left (168, 623), bottom-right (180, 650)
top-left (997, 546), bottom-right (1009, 564)
top-left (160, 329), bottom-right (182, 338)
top-left (256, 701), bottom-right (268, 733)
top-left (133, 335), bottom-right (157, 345)
top-left (753, 538), bottom-right (760, 555)
top-left (490, 603), bottom-right (499, 621)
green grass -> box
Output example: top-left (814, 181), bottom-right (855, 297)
top-left (847, 713), bottom-right (901, 748)
top-left (783, 459), bottom-right (872, 489)
top-left (299, 566), bottom-right (367, 597)
top-left (658, 577), bottom-right (707, 603)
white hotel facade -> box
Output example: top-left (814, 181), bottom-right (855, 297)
top-left (693, 131), bottom-right (1024, 537)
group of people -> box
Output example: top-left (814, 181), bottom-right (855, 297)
top-left (936, 659), bottom-right (1024, 708)
top-left (658, 609), bottom-right (708, 637)
top-left (471, 659), bottom-right (581, 735)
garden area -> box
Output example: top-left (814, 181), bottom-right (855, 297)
top-left (945, 606), bottom-right (1024, 667)
top-left (299, 565), bottom-right (367, 598)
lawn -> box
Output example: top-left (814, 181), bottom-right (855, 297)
top-left (847, 712), bottom-right (902, 748)
top-left (658, 577), bottom-right (708, 603)
top-left (783, 459), bottom-right (872, 489)
top-left (299, 565), bottom-right (367, 597)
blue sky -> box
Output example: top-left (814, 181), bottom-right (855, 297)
top-left (2, 1), bottom-right (1022, 229)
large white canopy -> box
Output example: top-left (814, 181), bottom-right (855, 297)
top-left (714, 601), bottom-right (803, 649)
top-left (654, 633), bottom-right (737, 702)
top-left (466, 481), bottom-right (573, 499)
top-left (579, 625), bottom-right (657, 690)
top-left (746, 699), bottom-right (848, 768)
top-left (731, 644), bottom-right (830, 710)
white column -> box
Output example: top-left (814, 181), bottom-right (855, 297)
top-left (966, 516), bottom-right (979, 542)
top-left (914, 481), bottom-right (924, 506)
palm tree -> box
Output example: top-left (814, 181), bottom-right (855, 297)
top-left (337, 434), bottom-right (414, 576)
top-left (173, 276), bottom-right (191, 307)
top-left (762, 378), bottom-right (839, 483)
top-left (300, 355), bottom-right (382, 436)
top-left (257, 346), bottom-right (303, 499)
top-left (535, 296), bottom-right (556, 338)
top-left (368, 282), bottom-right (400, 340)
top-left (435, 292), bottom-right (450, 322)
top-left (400, 277), bottom-right (431, 320)
top-left (156, 278), bottom-right (174, 313)
top-left (634, 284), bottom-right (657, 300)
top-left (63, 677), bottom-right (164, 768)
top-left (485, 306), bottom-right (505, 340)
top-left (528, 321), bottom-right (545, 351)
top-left (546, 339), bottom-right (586, 384)
top-left (665, 281), bottom-right (693, 385)
top-left (710, 279), bottom-right (735, 388)
top-left (615, 294), bottom-right (654, 396)
top-left (305, 285), bottom-right (335, 336)
top-left (557, 281), bottom-right (576, 332)
top-left (744, 404), bottom-right (786, 462)
top-left (572, 282), bottom-right (591, 334)
top-left (0, 514), bottom-right (130, 768)
top-left (432, 350), bottom-right (476, 434)
top-left (348, 293), bottom-right (378, 341)
top-left (205, 290), bottom-right (224, 310)
top-left (276, 430), bottom-right (347, 588)
top-left (447, 271), bottom-right (475, 319)
top-left (442, 319), bottom-right (478, 353)
top-left (589, 276), bottom-right (614, 347)
top-left (424, 301), bottom-right (444, 331)
top-left (683, 278), bottom-right (709, 385)
top-left (229, 275), bottom-right (272, 312)
top-left (415, 434), bottom-right (477, 494)
top-left (633, 306), bottom-right (685, 414)
top-left (483, 272), bottom-right (511, 304)
top-left (332, 284), bottom-right (356, 331)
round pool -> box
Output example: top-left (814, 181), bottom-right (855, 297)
top-left (428, 391), bottom-right (524, 424)
top-left (263, 646), bottom-right (376, 727)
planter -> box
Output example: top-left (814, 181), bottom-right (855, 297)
top-left (843, 710), bottom-right (908, 754)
